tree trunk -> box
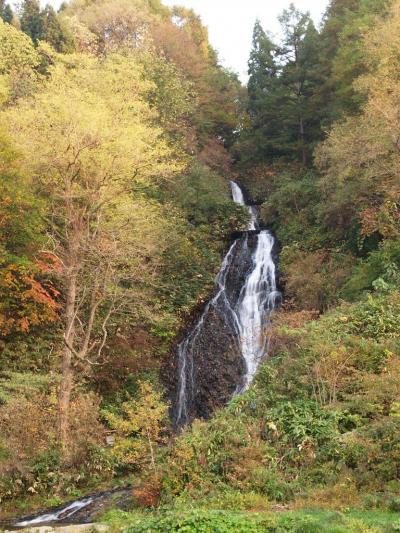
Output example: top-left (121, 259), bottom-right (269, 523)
top-left (58, 266), bottom-right (77, 457)
top-left (147, 428), bottom-right (157, 475)
top-left (299, 117), bottom-right (306, 166)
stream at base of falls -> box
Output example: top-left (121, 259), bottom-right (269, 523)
top-left (3, 489), bottom-right (132, 530)
top-left (175, 180), bottom-right (281, 426)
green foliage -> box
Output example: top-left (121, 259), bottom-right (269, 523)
top-left (162, 289), bottom-right (400, 510)
top-left (0, 0), bottom-right (13, 23)
top-left (238, 6), bottom-right (325, 166)
top-left (155, 163), bottom-right (248, 317)
top-left (0, 18), bottom-right (39, 74)
top-left (261, 171), bottom-right (323, 245)
top-left (103, 381), bottom-right (168, 472)
top-left (20, 0), bottom-right (43, 45)
top-left (341, 241), bottom-right (400, 300)
top-left (0, 371), bottom-right (55, 404)
top-left (104, 508), bottom-right (400, 532)
top-left (41, 5), bottom-right (74, 52)
top-left (342, 293), bottom-right (400, 340)
top-left (124, 510), bottom-right (267, 533)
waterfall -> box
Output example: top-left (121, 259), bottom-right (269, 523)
top-left (230, 181), bottom-right (258, 231)
top-left (175, 181), bottom-right (280, 426)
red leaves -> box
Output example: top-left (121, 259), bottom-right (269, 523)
top-left (0, 260), bottom-right (60, 337)
top-left (36, 252), bottom-right (62, 275)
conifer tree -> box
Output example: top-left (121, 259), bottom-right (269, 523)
top-left (278, 5), bottom-right (322, 164)
top-left (244, 7), bottom-right (323, 165)
top-left (0, 0), bottom-right (13, 24)
top-left (41, 5), bottom-right (69, 52)
top-left (247, 20), bottom-right (277, 116)
top-left (20, 0), bottom-right (43, 44)
top-left (244, 20), bottom-right (281, 161)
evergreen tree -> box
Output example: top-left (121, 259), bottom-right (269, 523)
top-left (41, 5), bottom-right (70, 52)
top-left (0, 0), bottom-right (13, 24)
top-left (241, 8), bottom-right (324, 166)
top-left (278, 5), bottom-right (322, 164)
top-left (20, 0), bottom-right (43, 45)
top-left (242, 21), bottom-right (282, 162)
top-left (247, 19), bottom-right (277, 111)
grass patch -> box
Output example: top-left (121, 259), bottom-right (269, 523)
top-left (103, 508), bottom-right (400, 532)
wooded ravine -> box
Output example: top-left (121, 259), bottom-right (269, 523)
top-left (0, 0), bottom-right (399, 531)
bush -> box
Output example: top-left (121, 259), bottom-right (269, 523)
top-left (0, 390), bottom-right (106, 502)
top-left (280, 245), bottom-right (353, 311)
top-left (124, 510), bottom-right (269, 533)
top-left (342, 292), bottom-right (400, 340)
top-left (341, 240), bottom-right (400, 301)
top-left (105, 508), bottom-right (396, 532)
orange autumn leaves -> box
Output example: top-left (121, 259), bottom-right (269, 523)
top-left (0, 257), bottom-right (60, 336)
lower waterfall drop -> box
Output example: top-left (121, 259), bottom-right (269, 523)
top-left (175, 181), bottom-right (280, 427)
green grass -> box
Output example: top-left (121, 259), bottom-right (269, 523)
top-left (103, 508), bottom-right (400, 532)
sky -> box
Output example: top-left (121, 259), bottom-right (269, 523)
top-left (162, 0), bottom-right (330, 80)
top-left (40, 0), bottom-right (330, 81)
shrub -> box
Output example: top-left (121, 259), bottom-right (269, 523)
top-left (0, 390), bottom-right (106, 502)
top-left (103, 381), bottom-right (168, 474)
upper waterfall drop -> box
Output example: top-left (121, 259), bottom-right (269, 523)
top-left (174, 181), bottom-right (280, 427)
top-left (230, 181), bottom-right (258, 231)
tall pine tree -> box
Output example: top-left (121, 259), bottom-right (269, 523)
top-left (20, 0), bottom-right (43, 44)
top-left (41, 5), bottom-right (71, 52)
top-left (248, 20), bottom-right (277, 112)
top-left (0, 0), bottom-right (13, 24)
top-left (246, 20), bottom-right (281, 161)
top-left (278, 4), bottom-right (322, 164)
top-left (243, 6), bottom-right (323, 166)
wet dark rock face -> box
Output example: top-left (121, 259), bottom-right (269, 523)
top-left (168, 232), bottom-right (261, 425)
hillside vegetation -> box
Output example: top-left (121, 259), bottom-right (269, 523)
top-left (0, 0), bottom-right (247, 510)
top-left (0, 0), bottom-right (399, 531)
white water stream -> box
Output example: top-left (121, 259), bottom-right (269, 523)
top-left (230, 182), bottom-right (280, 390)
top-left (15, 496), bottom-right (95, 527)
top-left (175, 181), bottom-right (280, 425)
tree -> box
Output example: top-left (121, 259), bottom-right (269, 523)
top-left (316, 0), bottom-right (400, 243)
top-left (278, 5), bottom-right (322, 164)
top-left (0, 18), bottom-right (40, 105)
top-left (0, 130), bottom-right (59, 338)
top-left (0, 18), bottom-right (39, 74)
top-left (20, 0), bottom-right (43, 45)
top-left (239, 7), bottom-right (323, 166)
top-left (245, 21), bottom-right (281, 161)
top-left (41, 5), bottom-right (72, 52)
top-left (318, 0), bottom-right (391, 124)
top-left (64, 0), bottom-right (152, 53)
top-left (104, 381), bottom-right (168, 472)
top-left (248, 20), bottom-right (277, 110)
top-left (150, 7), bottom-right (242, 147)
top-left (4, 53), bottom-right (181, 455)
top-left (0, 0), bottom-right (13, 24)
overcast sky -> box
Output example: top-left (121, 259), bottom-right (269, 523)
top-left (40, 0), bottom-right (330, 81)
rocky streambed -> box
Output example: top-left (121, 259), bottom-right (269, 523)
top-left (5, 524), bottom-right (109, 533)
top-left (2, 488), bottom-right (132, 532)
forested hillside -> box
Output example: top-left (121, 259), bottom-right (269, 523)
top-left (0, 0), bottom-right (399, 531)
top-left (0, 0), bottom-right (248, 512)
top-left (156, 1), bottom-right (400, 528)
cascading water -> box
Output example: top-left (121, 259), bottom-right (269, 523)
top-left (175, 181), bottom-right (280, 426)
top-left (9, 182), bottom-right (279, 528)
top-left (230, 181), bottom-right (258, 231)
